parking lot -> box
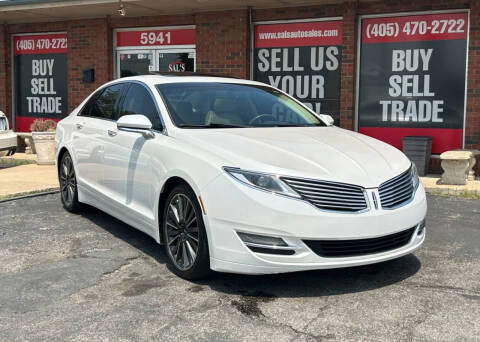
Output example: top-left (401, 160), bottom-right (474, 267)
top-left (0, 194), bottom-right (479, 341)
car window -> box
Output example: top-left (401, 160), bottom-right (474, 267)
top-left (121, 83), bottom-right (162, 130)
top-left (80, 84), bottom-right (123, 120)
top-left (156, 82), bottom-right (325, 128)
top-left (78, 91), bottom-right (99, 117)
top-left (0, 115), bottom-right (7, 131)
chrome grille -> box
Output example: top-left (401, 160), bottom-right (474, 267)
top-left (281, 177), bottom-right (368, 212)
top-left (379, 167), bottom-right (414, 209)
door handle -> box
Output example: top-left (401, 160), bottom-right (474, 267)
top-left (76, 123), bottom-right (83, 130)
top-left (107, 130), bottom-right (117, 137)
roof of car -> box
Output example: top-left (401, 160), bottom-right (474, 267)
top-left (109, 74), bottom-right (268, 87)
top-left (150, 71), bottom-right (239, 78)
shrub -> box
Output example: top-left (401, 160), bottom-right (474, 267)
top-left (30, 119), bottom-right (57, 132)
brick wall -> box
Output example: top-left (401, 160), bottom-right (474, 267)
top-left (0, 0), bottom-right (478, 150)
top-left (0, 25), bottom-right (8, 123)
top-left (195, 10), bottom-right (249, 78)
top-left (67, 19), bottom-right (112, 112)
top-left (109, 13), bottom-right (194, 28)
top-left (467, 0), bottom-right (480, 149)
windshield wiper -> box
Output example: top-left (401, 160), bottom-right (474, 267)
top-left (177, 123), bottom-right (247, 128)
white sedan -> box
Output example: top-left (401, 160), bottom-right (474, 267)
top-left (55, 75), bottom-right (426, 279)
top-left (0, 111), bottom-right (17, 156)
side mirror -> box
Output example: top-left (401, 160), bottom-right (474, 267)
top-left (117, 114), bottom-right (154, 138)
top-left (319, 114), bottom-right (334, 126)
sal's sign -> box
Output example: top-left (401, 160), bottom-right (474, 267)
top-left (253, 20), bottom-right (342, 123)
top-left (357, 12), bottom-right (468, 154)
top-left (13, 33), bottom-right (68, 132)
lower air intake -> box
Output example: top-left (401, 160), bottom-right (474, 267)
top-left (303, 227), bottom-right (416, 258)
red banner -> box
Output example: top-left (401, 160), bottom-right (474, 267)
top-left (254, 21), bottom-right (342, 48)
top-left (359, 127), bottom-right (463, 154)
top-left (15, 117), bottom-right (61, 133)
top-left (14, 33), bottom-right (67, 55)
top-left (362, 12), bottom-right (468, 44)
top-left (116, 28), bottom-right (195, 47)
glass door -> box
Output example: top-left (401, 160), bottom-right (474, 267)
top-left (117, 50), bottom-right (154, 77)
top-left (116, 49), bottom-right (195, 78)
top-left (157, 49), bottom-right (195, 72)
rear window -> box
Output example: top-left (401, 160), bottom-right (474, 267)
top-left (80, 84), bottom-right (123, 120)
top-left (0, 116), bottom-right (7, 131)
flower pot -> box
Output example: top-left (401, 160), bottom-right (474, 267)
top-left (32, 131), bottom-right (56, 165)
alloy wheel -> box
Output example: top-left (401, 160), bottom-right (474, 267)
top-left (59, 155), bottom-right (76, 207)
top-left (165, 194), bottom-right (200, 271)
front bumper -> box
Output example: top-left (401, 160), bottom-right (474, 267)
top-left (201, 173), bottom-right (427, 275)
top-left (0, 131), bottom-right (17, 151)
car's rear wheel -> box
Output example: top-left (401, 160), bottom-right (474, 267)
top-left (6, 147), bottom-right (16, 156)
top-left (59, 151), bottom-right (82, 213)
top-left (163, 184), bottom-right (210, 279)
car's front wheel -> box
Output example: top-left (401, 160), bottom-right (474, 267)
top-left (162, 184), bottom-right (210, 279)
top-left (59, 151), bottom-right (82, 213)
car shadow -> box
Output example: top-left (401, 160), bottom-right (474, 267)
top-left (202, 254), bottom-right (421, 299)
top-left (80, 206), bottom-right (421, 299)
top-left (79, 206), bottom-right (168, 264)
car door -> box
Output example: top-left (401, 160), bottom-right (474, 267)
top-left (71, 83), bottom-right (124, 195)
top-left (101, 82), bottom-right (164, 232)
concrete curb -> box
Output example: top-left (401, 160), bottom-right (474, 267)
top-left (424, 187), bottom-right (480, 199)
top-left (420, 176), bottom-right (480, 200)
top-left (0, 188), bottom-right (60, 203)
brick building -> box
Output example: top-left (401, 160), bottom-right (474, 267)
top-left (0, 0), bottom-right (479, 162)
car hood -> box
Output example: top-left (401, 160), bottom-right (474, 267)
top-left (176, 126), bottom-right (411, 188)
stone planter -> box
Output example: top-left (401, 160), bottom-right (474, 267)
top-left (17, 133), bottom-right (36, 154)
top-left (32, 131), bottom-right (55, 165)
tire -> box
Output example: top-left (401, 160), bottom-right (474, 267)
top-left (6, 147), bottom-right (16, 156)
top-left (162, 183), bottom-right (210, 280)
top-left (59, 151), bottom-right (83, 213)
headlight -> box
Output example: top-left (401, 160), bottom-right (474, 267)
top-left (223, 167), bottom-right (301, 198)
top-left (411, 163), bottom-right (419, 190)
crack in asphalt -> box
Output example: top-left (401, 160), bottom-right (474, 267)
top-left (228, 292), bottom-right (333, 341)
top-left (265, 311), bottom-right (335, 342)
top-left (404, 281), bottom-right (480, 296)
top-left (297, 304), bottom-right (333, 340)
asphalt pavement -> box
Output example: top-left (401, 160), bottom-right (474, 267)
top-left (0, 194), bottom-right (479, 341)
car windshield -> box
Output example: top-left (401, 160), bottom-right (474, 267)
top-left (155, 82), bottom-right (325, 128)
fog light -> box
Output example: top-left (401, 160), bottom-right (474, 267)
top-left (417, 219), bottom-right (426, 235)
top-left (237, 232), bottom-right (295, 255)
top-left (237, 232), bottom-right (287, 246)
